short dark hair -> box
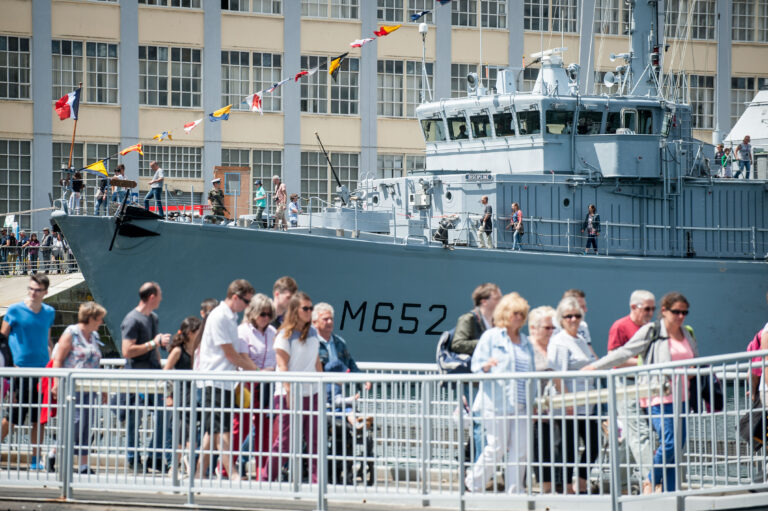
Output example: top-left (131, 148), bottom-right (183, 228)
top-left (200, 298), bottom-right (218, 316)
top-left (660, 291), bottom-right (689, 312)
top-left (273, 276), bottom-right (298, 295)
top-left (30, 274), bottom-right (50, 290)
top-left (139, 282), bottom-right (160, 302)
top-left (472, 283), bottom-right (500, 306)
top-left (227, 279), bottom-right (255, 299)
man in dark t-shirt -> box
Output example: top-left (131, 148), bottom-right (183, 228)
top-left (478, 196), bottom-right (493, 248)
top-left (121, 282), bottom-right (170, 472)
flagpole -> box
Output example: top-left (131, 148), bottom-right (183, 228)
top-left (66, 82), bottom-right (82, 170)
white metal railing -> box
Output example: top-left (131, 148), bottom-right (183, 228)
top-left (2, 351), bottom-right (768, 510)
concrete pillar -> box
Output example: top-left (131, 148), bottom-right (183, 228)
top-left (578, 0), bottom-right (595, 94)
top-left (282, 1), bottom-right (301, 200)
top-left (714, 0), bottom-right (732, 143)
top-left (507, 0), bottom-right (524, 77)
top-left (119, 1), bottom-right (139, 182)
top-left (359, 1), bottom-right (378, 181)
top-left (31, 0), bottom-right (52, 231)
top-left (434, 5), bottom-right (452, 100)
top-left (202, 2), bottom-right (222, 193)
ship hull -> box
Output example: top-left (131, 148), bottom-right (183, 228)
top-left (53, 212), bottom-right (768, 362)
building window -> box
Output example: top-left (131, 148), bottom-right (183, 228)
top-left (377, 154), bottom-right (404, 179)
top-left (253, 52), bottom-right (282, 112)
top-left (377, 60), bottom-right (404, 117)
top-left (52, 142), bottom-right (83, 202)
top-left (406, 154), bottom-right (425, 173)
top-left (593, 70), bottom-right (613, 95)
top-left (759, 0), bottom-right (768, 41)
top-left (689, 75), bottom-right (714, 129)
top-left (406, 61), bottom-right (433, 117)
top-left (221, 51), bottom-right (250, 111)
top-left (139, 145), bottom-right (202, 179)
top-left (521, 68), bottom-right (538, 92)
top-left (733, 0), bottom-right (755, 41)
top-left (223, 0), bottom-right (282, 13)
top-left (666, 0), bottom-right (715, 39)
top-left (452, 0), bottom-right (477, 27)
top-left (52, 40), bottom-right (83, 101)
top-left (551, 0), bottom-right (578, 32)
top-left (731, 77), bottom-right (756, 128)
top-left (139, 46), bottom-right (201, 107)
top-left (252, 150), bottom-right (282, 199)
top-left (378, 0), bottom-right (403, 22)
top-left (86, 42), bottom-right (118, 103)
top-left (302, 0), bottom-right (358, 18)
top-left (300, 55), bottom-right (358, 115)
top-left (138, 0), bottom-right (202, 7)
top-left (524, 0), bottom-right (549, 31)
top-left (0, 139), bottom-right (32, 230)
top-left (301, 151), bottom-right (358, 210)
top-left (482, 0), bottom-right (507, 28)
top-left (408, 0), bottom-right (434, 23)
top-left (451, 63), bottom-right (477, 98)
top-left (691, 0), bottom-right (716, 39)
top-left (221, 148), bottom-right (250, 167)
top-left (595, 0), bottom-right (620, 34)
top-left (0, 36), bottom-right (31, 100)
top-left (77, 143), bottom-right (119, 204)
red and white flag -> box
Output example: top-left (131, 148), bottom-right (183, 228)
top-left (294, 66), bottom-right (319, 82)
top-left (54, 88), bottom-right (81, 120)
top-left (244, 92), bottom-right (263, 114)
top-left (350, 38), bottom-right (375, 48)
top-left (183, 118), bottom-right (203, 134)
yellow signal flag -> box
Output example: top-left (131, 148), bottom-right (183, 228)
top-left (329, 52), bottom-right (349, 81)
top-left (84, 159), bottom-right (108, 177)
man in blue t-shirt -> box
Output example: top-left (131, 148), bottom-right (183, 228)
top-left (0, 274), bottom-right (55, 470)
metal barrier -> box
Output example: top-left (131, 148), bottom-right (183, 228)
top-left (2, 352), bottom-right (768, 510)
top-left (0, 246), bottom-right (79, 276)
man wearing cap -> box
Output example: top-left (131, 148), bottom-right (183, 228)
top-left (253, 179), bottom-right (267, 228)
top-left (208, 178), bottom-right (227, 219)
top-left (39, 228), bottom-right (54, 274)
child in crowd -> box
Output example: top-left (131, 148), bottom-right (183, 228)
top-left (288, 194), bottom-right (301, 228)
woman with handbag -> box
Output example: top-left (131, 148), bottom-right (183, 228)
top-left (583, 292), bottom-right (698, 493)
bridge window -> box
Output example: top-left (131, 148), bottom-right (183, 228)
top-left (621, 108), bottom-right (638, 132)
top-left (517, 109), bottom-right (541, 135)
top-left (420, 118), bottom-right (446, 142)
top-left (494, 111), bottom-right (516, 137)
top-left (576, 111), bottom-right (602, 134)
top-left (638, 109), bottom-right (654, 134)
top-left (606, 112), bottom-right (620, 134)
top-left (447, 116), bottom-right (470, 140)
top-left (470, 114), bottom-right (492, 138)
top-left (545, 110), bottom-right (574, 134)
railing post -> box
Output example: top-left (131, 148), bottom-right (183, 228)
top-left (752, 226), bottom-right (756, 260)
top-left (291, 383), bottom-right (300, 493)
top-left (605, 221), bottom-right (610, 256)
top-left (170, 380), bottom-right (180, 489)
top-left (186, 384), bottom-right (198, 505)
top-left (63, 374), bottom-right (76, 500)
top-left (392, 204), bottom-right (397, 244)
top-left (566, 218), bottom-right (571, 253)
top-left (420, 380), bottom-right (431, 506)
top-left (457, 378), bottom-right (466, 511)
top-left (317, 381), bottom-right (328, 511)
top-left (308, 197), bottom-right (313, 233)
top-left (606, 373), bottom-right (622, 511)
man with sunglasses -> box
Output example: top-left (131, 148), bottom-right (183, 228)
top-left (606, 290), bottom-right (656, 491)
top-left (0, 275), bottom-right (55, 470)
top-left (196, 279), bottom-right (260, 481)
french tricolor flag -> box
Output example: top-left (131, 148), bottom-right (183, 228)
top-left (54, 88), bottom-right (81, 120)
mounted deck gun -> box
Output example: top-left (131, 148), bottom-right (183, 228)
top-left (314, 131), bottom-right (351, 206)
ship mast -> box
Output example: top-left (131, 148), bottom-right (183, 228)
top-left (625, 0), bottom-right (663, 97)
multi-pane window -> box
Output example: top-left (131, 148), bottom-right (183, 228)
top-left (482, 0), bottom-right (507, 28)
top-left (252, 150), bottom-right (282, 200)
top-left (691, 0), bottom-right (716, 39)
top-left (408, 0), bottom-right (434, 23)
top-left (222, 51), bottom-right (250, 111)
top-left (301, 151), bottom-right (358, 210)
top-left (302, 0), bottom-right (359, 18)
top-left (451, 63), bottom-right (477, 98)
top-left (52, 142), bottom-right (83, 202)
top-left (406, 154), bottom-right (425, 174)
top-left (760, 0), bottom-right (768, 41)
top-left (86, 42), bottom-right (118, 103)
top-left (0, 36), bottom-right (31, 100)
top-left (731, 77), bottom-right (756, 127)
top-left (522, 68), bottom-right (538, 92)
top-left (300, 55), bottom-right (358, 115)
top-left (377, 154), bottom-right (404, 179)
top-left (406, 61), bottom-right (433, 116)
top-left (138, 0), bottom-right (202, 7)
top-left (452, 0), bottom-right (477, 27)
top-left (524, 0), bottom-right (549, 31)
top-left (378, 60), bottom-right (404, 117)
top-left (139, 145), bottom-right (202, 179)
top-left (483, 65), bottom-right (502, 93)
top-left (551, 0), bottom-right (578, 32)
top-left (139, 46), bottom-right (201, 107)
top-left (253, 52), bottom-right (282, 112)
top-left (688, 75), bottom-right (714, 129)
top-left (666, 0), bottom-right (715, 39)
top-left (733, 0), bottom-right (755, 41)
top-left (0, 140), bottom-right (32, 230)
top-left (223, 0), bottom-right (282, 13)
top-left (52, 40), bottom-right (83, 101)
top-left (378, 0), bottom-right (403, 22)
top-left (221, 148), bottom-right (250, 167)
top-left (759, 77), bottom-right (768, 90)
top-left (81, 143), bottom-right (118, 207)
top-left (595, 0), bottom-right (620, 34)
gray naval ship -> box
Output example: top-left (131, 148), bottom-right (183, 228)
top-left (53, 2), bottom-right (767, 363)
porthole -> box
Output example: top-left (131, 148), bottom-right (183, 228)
top-left (445, 191), bottom-right (453, 201)
top-left (563, 198), bottom-right (570, 207)
top-left (372, 195), bottom-right (379, 205)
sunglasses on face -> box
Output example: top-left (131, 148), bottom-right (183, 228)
top-left (238, 295), bottom-right (251, 305)
top-left (667, 309), bottom-right (689, 316)
top-left (302, 305), bottom-right (314, 312)
top-left (259, 311), bottom-right (273, 318)
top-left (563, 314), bottom-right (582, 320)
top-left (636, 306), bottom-right (656, 312)
top-left (536, 325), bottom-right (555, 331)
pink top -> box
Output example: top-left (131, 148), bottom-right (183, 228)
top-left (237, 323), bottom-right (277, 370)
top-left (641, 336), bottom-right (695, 407)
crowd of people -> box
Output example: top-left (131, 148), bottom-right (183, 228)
top-left (0, 227), bottom-right (76, 276)
top-left (1, 273), bottom-right (767, 493)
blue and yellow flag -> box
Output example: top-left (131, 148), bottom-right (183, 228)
top-left (83, 159), bottom-right (109, 177)
top-left (209, 104), bottom-right (232, 122)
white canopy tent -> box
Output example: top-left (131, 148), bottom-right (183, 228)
top-left (724, 90), bottom-right (768, 149)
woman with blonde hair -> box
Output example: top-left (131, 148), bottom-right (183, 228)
top-left (260, 292), bottom-right (322, 482)
top-left (464, 292), bottom-right (534, 494)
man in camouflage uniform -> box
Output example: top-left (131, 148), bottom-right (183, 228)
top-left (208, 178), bottom-right (227, 219)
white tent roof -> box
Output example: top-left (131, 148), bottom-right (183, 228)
top-left (725, 90), bottom-right (768, 148)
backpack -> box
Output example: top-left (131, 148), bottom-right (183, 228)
top-left (0, 332), bottom-right (13, 368)
top-left (436, 328), bottom-right (472, 374)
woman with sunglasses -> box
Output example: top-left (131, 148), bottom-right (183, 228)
top-left (236, 294), bottom-right (277, 477)
top-left (547, 296), bottom-right (600, 494)
top-left (583, 292), bottom-right (697, 493)
top-left (260, 292), bottom-right (322, 483)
